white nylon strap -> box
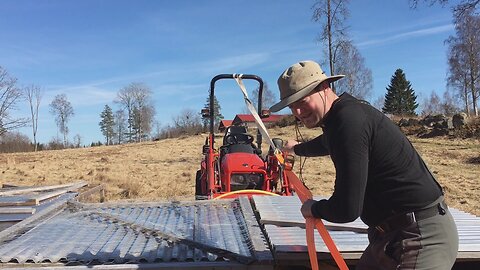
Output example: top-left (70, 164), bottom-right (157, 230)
top-left (233, 74), bottom-right (281, 155)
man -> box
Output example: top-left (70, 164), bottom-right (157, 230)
top-left (270, 60), bottom-right (458, 270)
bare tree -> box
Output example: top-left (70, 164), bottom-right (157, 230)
top-left (0, 66), bottom-right (28, 135)
top-left (73, 134), bottom-right (82, 148)
top-left (131, 85), bottom-right (155, 141)
top-left (446, 6), bottom-right (480, 116)
top-left (152, 120), bottom-right (162, 140)
top-left (421, 91), bottom-right (442, 116)
top-left (49, 94), bottom-right (74, 146)
top-left (116, 82), bottom-right (155, 142)
top-left (448, 47), bottom-right (471, 115)
top-left (312, 0), bottom-right (350, 91)
top-left (138, 105), bottom-right (155, 139)
top-left (0, 131), bottom-right (32, 153)
top-left (442, 89), bottom-right (461, 115)
top-left (372, 95), bottom-right (385, 111)
top-left (252, 82), bottom-right (276, 111)
top-left (114, 109), bottom-right (127, 144)
top-left (312, 0), bottom-right (371, 97)
top-left (335, 40), bottom-right (373, 99)
top-left (172, 108), bottom-right (203, 135)
top-left (242, 82), bottom-right (277, 114)
top-left (24, 84), bottom-right (42, 151)
top-left (410, 0), bottom-right (479, 13)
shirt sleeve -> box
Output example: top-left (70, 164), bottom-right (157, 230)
top-left (293, 134), bottom-right (329, 157)
top-left (310, 106), bottom-right (371, 223)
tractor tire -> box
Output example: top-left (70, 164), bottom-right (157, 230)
top-left (195, 170), bottom-right (205, 200)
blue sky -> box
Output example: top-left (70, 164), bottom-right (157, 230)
top-left (0, 0), bottom-right (456, 144)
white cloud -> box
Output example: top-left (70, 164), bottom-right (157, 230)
top-left (357, 24), bottom-right (454, 48)
top-left (43, 85), bottom-right (117, 107)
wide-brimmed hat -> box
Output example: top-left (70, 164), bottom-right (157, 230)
top-left (270, 60), bottom-right (344, 112)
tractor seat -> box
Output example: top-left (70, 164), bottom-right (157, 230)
top-left (223, 126), bottom-right (250, 145)
top-left (221, 126), bottom-right (257, 155)
top-left (220, 125), bottom-right (261, 155)
top-left (224, 143), bottom-right (255, 154)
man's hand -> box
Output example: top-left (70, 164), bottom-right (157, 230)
top-left (301, 199), bottom-right (316, 219)
top-left (283, 140), bottom-right (299, 154)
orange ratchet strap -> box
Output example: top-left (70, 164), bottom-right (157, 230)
top-left (285, 170), bottom-right (349, 270)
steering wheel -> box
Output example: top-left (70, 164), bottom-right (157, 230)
top-left (225, 134), bottom-right (238, 145)
top-left (225, 134), bottom-right (254, 145)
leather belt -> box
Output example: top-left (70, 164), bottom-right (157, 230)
top-left (375, 200), bottom-right (448, 234)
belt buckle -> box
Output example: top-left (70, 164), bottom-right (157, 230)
top-left (410, 212), bottom-right (417, 223)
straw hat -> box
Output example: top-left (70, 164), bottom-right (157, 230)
top-left (270, 60), bottom-right (344, 112)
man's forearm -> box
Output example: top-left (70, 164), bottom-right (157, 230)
top-left (294, 135), bottom-right (329, 157)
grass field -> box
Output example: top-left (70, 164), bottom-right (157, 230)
top-left (0, 126), bottom-right (479, 216)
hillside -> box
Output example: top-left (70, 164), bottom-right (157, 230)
top-left (0, 126), bottom-right (479, 216)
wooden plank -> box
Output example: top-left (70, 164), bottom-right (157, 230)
top-left (1, 183), bottom-right (19, 188)
top-left (260, 218), bottom-right (368, 233)
top-left (26, 181), bottom-right (88, 205)
top-left (76, 184), bottom-right (105, 202)
top-left (0, 196), bottom-right (36, 207)
top-left (0, 207), bottom-right (36, 214)
top-left (0, 181), bottom-right (87, 196)
top-left (0, 214), bottom-right (29, 222)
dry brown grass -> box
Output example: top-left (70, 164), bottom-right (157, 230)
top-left (0, 126), bottom-right (478, 216)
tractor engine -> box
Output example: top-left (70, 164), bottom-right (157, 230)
top-left (220, 152), bottom-right (266, 192)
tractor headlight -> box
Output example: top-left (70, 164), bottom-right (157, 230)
top-left (231, 173), bottom-right (264, 191)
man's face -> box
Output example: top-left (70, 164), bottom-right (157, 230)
top-left (288, 88), bottom-right (326, 128)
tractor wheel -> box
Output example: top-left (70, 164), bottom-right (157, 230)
top-left (195, 170), bottom-right (205, 200)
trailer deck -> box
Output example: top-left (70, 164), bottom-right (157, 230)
top-left (0, 192), bottom-right (479, 269)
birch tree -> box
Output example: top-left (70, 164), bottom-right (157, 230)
top-left (446, 6), bottom-right (480, 116)
top-left (49, 94), bottom-right (74, 146)
top-left (312, 0), bottom-right (350, 91)
top-left (25, 84), bottom-right (42, 151)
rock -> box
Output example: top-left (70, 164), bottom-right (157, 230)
top-left (398, 118), bottom-right (409, 127)
top-left (452, 113), bottom-right (468, 128)
top-left (420, 114), bottom-right (449, 131)
top-left (408, 118), bottom-right (420, 126)
top-left (418, 127), bottom-right (448, 138)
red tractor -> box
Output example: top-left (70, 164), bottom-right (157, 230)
top-left (195, 74), bottom-right (294, 200)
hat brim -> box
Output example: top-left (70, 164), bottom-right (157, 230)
top-left (269, 75), bottom-right (344, 112)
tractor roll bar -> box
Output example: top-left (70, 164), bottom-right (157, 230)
top-left (209, 74), bottom-right (264, 150)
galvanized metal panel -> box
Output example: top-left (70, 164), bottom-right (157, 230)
top-left (0, 193), bottom-right (76, 230)
top-left (253, 195), bottom-right (480, 259)
top-left (0, 199), bottom-right (268, 265)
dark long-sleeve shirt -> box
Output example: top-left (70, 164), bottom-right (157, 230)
top-left (293, 93), bottom-right (443, 227)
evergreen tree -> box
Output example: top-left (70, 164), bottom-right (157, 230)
top-left (383, 69), bottom-right (418, 116)
top-left (202, 94), bottom-right (224, 131)
top-left (99, 105), bottom-right (115, 145)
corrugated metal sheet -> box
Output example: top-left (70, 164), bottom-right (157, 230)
top-left (0, 198), bottom-right (270, 266)
top-left (0, 182), bottom-right (86, 231)
top-left (253, 195), bottom-right (480, 260)
top-left (0, 193), bottom-right (76, 228)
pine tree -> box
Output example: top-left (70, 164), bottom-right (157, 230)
top-left (202, 94), bottom-right (224, 131)
top-left (383, 69), bottom-right (418, 116)
top-left (99, 105), bottom-right (115, 145)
